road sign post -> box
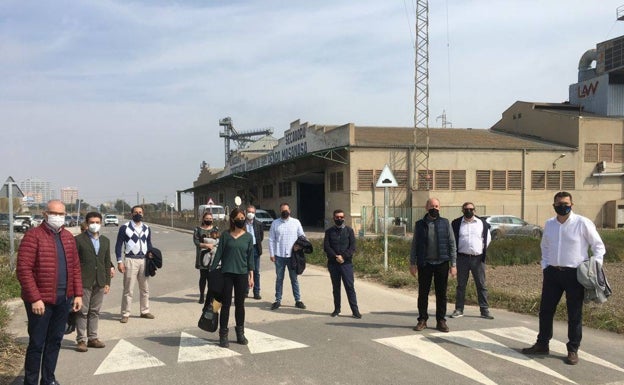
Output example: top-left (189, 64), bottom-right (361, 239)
top-left (375, 165), bottom-right (399, 271)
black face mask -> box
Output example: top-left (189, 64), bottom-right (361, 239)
top-left (428, 208), bottom-right (439, 218)
top-left (132, 214), bottom-right (143, 222)
top-left (554, 205), bottom-right (572, 216)
top-left (463, 210), bottom-right (474, 219)
top-left (203, 220), bottom-right (213, 226)
top-left (334, 219), bottom-right (344, 227)
top-left (233, 219), bottom-right (245, 229)
top-left (281, 210), bottom-right (290, 219)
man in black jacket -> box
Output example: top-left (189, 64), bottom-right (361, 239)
top-left (245, 205), bottom-right (265, 300)
top-left (323, 209), bottom-right (361, 319)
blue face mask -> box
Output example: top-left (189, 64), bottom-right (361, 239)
top-left (554, 205), bottom-right (572, 216)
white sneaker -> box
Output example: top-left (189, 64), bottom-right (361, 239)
top-left (450, 309), bottom-right (463, 318)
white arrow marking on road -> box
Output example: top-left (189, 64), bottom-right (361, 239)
top-left (244, 328), bottom-right (308, 354)
top-left (432, 330), bottom-right (576, 384)
top-left (94, 339), bottom-right (165, 375)
top-left (374, 335), bottom-right (497, 385)
top-left (177, 332), bottom-right (241, 362)
top-left (484, 326), bottom-right (624, 374)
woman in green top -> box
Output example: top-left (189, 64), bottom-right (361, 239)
top-left (211, 208), bottom-right (254, 348)
top-left (193, 212), bottom-right (218, 304)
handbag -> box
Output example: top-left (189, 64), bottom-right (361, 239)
top-left (197, 299), bottom-right (220, 332)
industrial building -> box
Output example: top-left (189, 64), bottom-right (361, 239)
top-left (182, 34), bottom-right (624, 232)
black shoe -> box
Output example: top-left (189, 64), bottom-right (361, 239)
top-left (522, 343), bottom-right (549, 355)
top-left (295, 301), bottom-right (306, 309)
top-left (330, 310), bottom-right (340, 317)
top-left (271, 302), bottom-right (280, 310)
top-left (198, 296), bottom-right (204, 304)
top-left (565, 351), bottom-right (579, 365)
top-left (352, 312), bottom-right (362, 319)
top-left (253, 293), bottom-right (262, 300)
top-left (480, 310), bottom-right (494, 319)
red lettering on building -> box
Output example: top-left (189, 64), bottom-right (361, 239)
top-left (577, 81), bottom-right (599, 98)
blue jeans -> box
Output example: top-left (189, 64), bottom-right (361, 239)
top-left (253, 249), bottom-right (261, 295)
top-left (274, 256), bottom-right (300, 303)
top-left (23, 294), bottom-right (72, 385)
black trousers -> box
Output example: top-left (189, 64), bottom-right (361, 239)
top-left (219, 273), bottom-right (248, 330)
top-left (537, 266), bottom-right (584, 352)
top-left (417, 262), bottom-right (449, 322)
top-left (328, 263), bottom-right (359, 313)
top-left (455, 254), bottom-right (489, 311)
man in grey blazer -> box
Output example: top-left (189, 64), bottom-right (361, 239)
top-left (74, 212), bottom-right (114, 352)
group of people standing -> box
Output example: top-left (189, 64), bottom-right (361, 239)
top-left (16, 201), bottom-right (156, 385)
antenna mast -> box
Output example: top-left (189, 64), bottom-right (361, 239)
top-left (414, 0), bottom-right (430, 190)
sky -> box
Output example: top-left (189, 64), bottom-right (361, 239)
top-left (1, 0), bottom-right (623, 210)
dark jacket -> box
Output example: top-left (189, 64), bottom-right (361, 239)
top-left (145, 247), bottom-right (163, 277)
top-left (17, 224), bottom-right (83, 304)
top-left (410, 214), bottom-right (456, 268)
top-left (249, 219), bottom-right (264, 256)
top-left (323, 225), bottom-right (356, 265)
top-left (193, 226), bottom-right (218, 269)
top-left (75, 232), bottom-right (114, 288)
top-left (451, 216), bottom-right (490, 262)
top-left (290, 235), bottom-right (313, 275)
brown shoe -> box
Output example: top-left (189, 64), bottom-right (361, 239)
top-left (140, 313), bottom-right (155, 319)
top-left (76, 341), bottom-right (88, 352)
top-left (120, 316), bottom-right (129, 323)
top-left (87, 339), bottom-right (106, 348)
top-left (565, 351), bottom-right (579, 365)
top-left (436, 319), bottom-right (450, 333)
top-left (522, 343), bottom-right (549, 355)
top-left (413, 320), bottom-right (427, 331)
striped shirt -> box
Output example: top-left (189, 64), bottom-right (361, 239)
top-left (268, 217), bottom-right (305, 258)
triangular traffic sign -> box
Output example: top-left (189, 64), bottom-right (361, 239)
top-left (375, 165), bottom-right (398, 188)
top-left (207, 198), bottom-right (214, 205)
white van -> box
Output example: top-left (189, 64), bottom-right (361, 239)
top-left (198, 205), bottom-right (226, 221)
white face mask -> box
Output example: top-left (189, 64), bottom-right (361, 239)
top-left (246, 212), bottom-right (255, 220)
top-left (88, 223), bottom-right (101, 234)
top-left (47, 215), bottom-right (65, 231)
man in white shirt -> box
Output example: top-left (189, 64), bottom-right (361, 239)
top-left (522, 191), bottom-right (605, 365)
top-left (268, 203), bottom-right (306, 310)
top-left (450, 202), bottom-right (493, 320)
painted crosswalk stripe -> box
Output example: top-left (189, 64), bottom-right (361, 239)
top-left (94, 339), bottom-right (165, 375)
top-left (374, 335), bottom-right (497, 385)
top-left (177, 332), bottom-right (241, 362)
top-left (484, 326), bottom-right (624, 374)
top-left (432, 330), bottom-right (576, 384)
top-left (245, 328), bottom-right (308, 354)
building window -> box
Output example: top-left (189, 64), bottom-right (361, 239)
top-left (546, 171), bottom-right (560, 190)
top-left (434, 170), bottom-right (450, 190)
top-left (329, 171), bottom-right (344, 192)
top-left (476, 170), bottom-right (491, 190)
top-left (394, 170), bottom-right (408, 187)
top-left (218, 193), bottom-right (224, 203)
top-left (492, 170), bottom-right (507, 190)
top-left (262, 184), bottom-right (273, 199)
top-left (562, 171), bottom-right (575, 190)
top-left (508, 170), bottom-right (522, 190)
top-left (531, 171), bottom-right (545, 190)
top-left (358, 170), bottom-right (374, 190)
top-left (585, 143), bottom-right (598, 162)
top-left (615, 144), bottom-right (624, 163)
top-left (278, 181), bottom-right (292, 197)
top-left (451, 170), bottom-right (466, 190)
top-left (417, 170), bottom-right (433, 190)
top-left (600, 144), bottom-right (613, 162)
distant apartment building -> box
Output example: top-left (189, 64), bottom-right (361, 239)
top-left (61, 187), bottom-right (79, 204)
top-left (20, 178), bottom-right (55, 204)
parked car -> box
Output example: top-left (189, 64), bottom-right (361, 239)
top-left (255, 209), bottom-right (275, 230)
top-left (482, 215), bottom-right (543, 240)
top-left (13, 215), bottom-right (33, 232)
top-left (64, 215), bottom-right (77, 227)
top-left (32, 214), bottom-right (44, 226)
top-left (104, 214), bottom-right (119, 226)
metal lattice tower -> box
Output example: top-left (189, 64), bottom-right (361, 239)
top-left (219, 117), bottom-right (274, 165)
top-left (413, 0), bottom-right (430, 190)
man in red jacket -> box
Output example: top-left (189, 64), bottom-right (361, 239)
top-left (17, 200), bottom-right (83, 385)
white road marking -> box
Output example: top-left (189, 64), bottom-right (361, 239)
top-left (485, 326), bottom-right (624, 374)
top-left (374, 335), bottom-right (497, 385)
top-left (432, 330), bottom-right (576, 384)
top-left (94, 339), bottom-right (165, 375)
top-left (244, 328), bottom-right (308, 354)
top-left (177, 332), bottom-right (242, 362)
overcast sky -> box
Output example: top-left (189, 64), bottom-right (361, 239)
top-left (1, 0), bottom-right (622, 210)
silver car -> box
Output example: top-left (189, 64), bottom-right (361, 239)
top-left (482, 215), bottom-right (542, 240)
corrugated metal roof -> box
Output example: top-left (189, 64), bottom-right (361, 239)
top-left (352, 126), bottom-right (574, 151)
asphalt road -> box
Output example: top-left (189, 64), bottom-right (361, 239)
top-left (6, 224), bottom-right (624, 385)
